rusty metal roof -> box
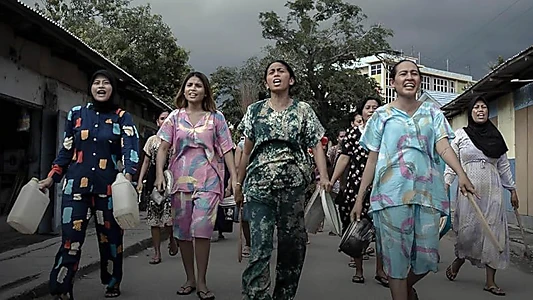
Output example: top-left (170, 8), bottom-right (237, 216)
top-left (442, 45), bottom-right (533, 118)
top-left (2, 0), bottom-right (172, 111)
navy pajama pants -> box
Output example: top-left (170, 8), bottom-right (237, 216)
top-left (49, 193), bottom-right (124, 297)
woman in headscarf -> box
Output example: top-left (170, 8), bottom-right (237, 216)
top-left (234, 60), bottom-right (331, 300)
top-left (39, 70), bottom-right (140, 299)
top-left (444, 97), bottom-right (518, 296)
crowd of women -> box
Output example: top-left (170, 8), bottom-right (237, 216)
top-left (37, 57), bottom-right (519, 300)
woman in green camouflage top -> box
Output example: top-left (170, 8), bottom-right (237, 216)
top-left (235, 60), bottom-right (331, 300)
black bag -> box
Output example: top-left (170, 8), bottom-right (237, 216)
top-left (338, 218), bottom-right (374, 258)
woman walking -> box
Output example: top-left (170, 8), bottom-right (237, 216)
top-left (136, 111), bottom-right (179, 264)
top-left (352, 60), bottom-right (476, 300)
top-left (234, 60), bottom-right (331, 300)
top-left (444, 97), bottom-right (518, 296)
top-left (155, 72), bottom-right (237, 300)
top-left (330, 96), bottom-right (388, 286)
top-left (39, 70), bottom-right (139, 299)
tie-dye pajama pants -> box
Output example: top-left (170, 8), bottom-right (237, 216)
top-left (242, 187), bottom-right (307, 300)
top-left (49, 193), bottom-right (124, 297)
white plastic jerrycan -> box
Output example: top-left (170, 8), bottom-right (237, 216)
top-left (111, 173), bottom-right (140, 229)
top-left (7, 178), bottom-right (50, 234)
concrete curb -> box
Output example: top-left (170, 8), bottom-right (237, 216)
top-left (6, 236), bottom-right (153, 300)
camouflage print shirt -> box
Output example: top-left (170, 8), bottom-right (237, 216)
top-left (238, 99), bottom-right (325, 200)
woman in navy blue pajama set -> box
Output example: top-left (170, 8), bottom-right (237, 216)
top-left (39, 70), bottom-right (140, 299)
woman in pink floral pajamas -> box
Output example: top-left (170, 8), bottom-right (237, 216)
top-left (155, 72), bottom-right (237, 300)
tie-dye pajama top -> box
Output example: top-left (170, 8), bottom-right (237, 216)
top-left (48, 103), bottom-right (140, 195)
top-left (359, 101), bottom-right (454, 214)
top-left (157, 109), bottom-right (234, 196)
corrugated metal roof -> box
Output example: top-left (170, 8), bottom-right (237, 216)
top-left (6, 0), bottom-right (172, 111)
top-left (442, 44), bottom-right (533, 118)
top-left (422, 90), bottom-right (459, 107)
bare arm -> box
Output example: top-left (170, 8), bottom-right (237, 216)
top-left (312, 142), bottom-right (330, 186)
top-left (331, 154), bottom-right (350, 183)
top-left (234, 146), bottom-right (243, 173)
top-left (154, 140), bottom-right (171, 191)
top-left (136, 155), bottom-right (150, 191)
top-left (436, 138), bottom-right (466, 179)
top-left (237, 138), bottom-right (253, 185)
top-left (224, 151), bottom-right (237, 183)
top-left (436, 138), bottom-right (477, 196)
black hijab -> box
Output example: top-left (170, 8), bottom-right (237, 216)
top-left (463, 97), bottom-right (508, 158)
top-left (88, 70), bottom-right (119, 112)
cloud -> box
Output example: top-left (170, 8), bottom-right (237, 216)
top-left (22, 0), bottom-right (533, 79)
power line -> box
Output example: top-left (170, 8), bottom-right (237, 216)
top-left (436, 0), bottom-right (523, 62)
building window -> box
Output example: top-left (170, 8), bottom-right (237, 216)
top-left (433, 78), bottom-right (448, 92)
top-left (421, 76), bottom-right (431, 91)
top-left (386, 87), bottom-right (396, 103)
top-left (371, 64), bottom-right (382, 75)
top-left (450, 81), bottom-right (456, 93)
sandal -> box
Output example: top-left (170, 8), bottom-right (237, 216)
top-left (169, 241), bottom-right (179, 256)
top-left (348, 262), bottom-right (357, 268)
top-left (484, 286), bottom-right (506, 296)
top-left (445, 259), bottom-right (462, 281)
top-left (375, 275), bottom-right (389, 288)
top-left (105, 285), bottom-right (121, 298)
top-left (177, 285), bottom-right (196, 295)
top-left (149, 257), bottom-right (161, 265)
top-left (365, 247), bottom-right (375, 256)
top-left (197, 290), bottom-right (215, 300)
top-left (352, 275), bottom-right (365, 284)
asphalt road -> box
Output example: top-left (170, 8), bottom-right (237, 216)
top-left (37, 227), bottom-right (533, 300)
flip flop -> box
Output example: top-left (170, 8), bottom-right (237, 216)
top-left (177, 285), bottom-right (196, 295)
top-left (352, 275), bottom-right (365, 284)
top-left (105, 285), bottom-right (121, 298)
top-left (149, 257), bottom-right (161, 265)
top-left (197, 290), bottom-right (215, 299)
top-left (169, 241), bottom-right (179, 256)
top-left (375, 275), bottom-right (389, 288)
top-left (484, 286), bottom-right (506, 296)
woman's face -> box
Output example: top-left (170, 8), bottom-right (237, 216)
top-left (471, 100), bottom-right (488, 124)
top-left (391, 61), bottom-right (421, 98)
top-left (353, 115), bottom-right (363, 127)
top-left (265, 62), bottom-right (294, 92)
top-left (361, 100), bottom-right (379, 122)
top-left (156, 112), bottom-right (169, 127)
top-left (184, 76), bottom-right (206, 105)
top-left (91, 75), bottom-right (113, 102)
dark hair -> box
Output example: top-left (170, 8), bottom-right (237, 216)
top-left (174, 72), bottom-right (216, 112)
top-left (357, 96), bottom-right (383, 115)
top-left (156, 110), bottom-right (170, 122)
top-left (389, 59), bottom-right (420, 79)
top-left (264, 60), bottom-right (297, 87)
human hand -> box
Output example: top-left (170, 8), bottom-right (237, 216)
top-left (38, 177), bottom-right (54, 191)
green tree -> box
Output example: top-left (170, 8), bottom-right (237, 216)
top-left (211, 56), bottom-right (266, 134)
top-left (36, 0), bottom-right (190, 105)
top-left (256, 0), bottom-right (393, 136)
top-left (488, 55), bottom-right (505, 71)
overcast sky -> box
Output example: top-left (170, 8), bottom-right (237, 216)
top-left (25, 0), bottom-right (533, 80)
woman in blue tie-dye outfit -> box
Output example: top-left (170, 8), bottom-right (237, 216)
top-left (39, 70), bottom-right (139, 299)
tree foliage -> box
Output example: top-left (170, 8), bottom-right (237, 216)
top-left (216, 0), bottom-right (394, 137)
top-left (35, 0), bottom-right (190, 105)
